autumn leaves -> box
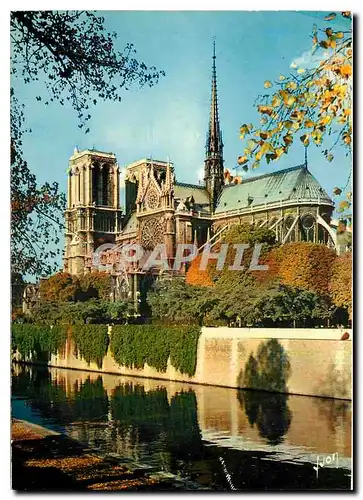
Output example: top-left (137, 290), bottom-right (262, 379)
top-left (237, 11), bottom-right (352, 191)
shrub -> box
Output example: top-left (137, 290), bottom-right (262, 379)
top-left (110, 325), bottom-right (201, 376)
top-left (330, 252), bottom-right (352, 320)
top-left (72, 325), bottom-right (109, 368)
top-left (260, 242), bottom-right (336, 296)
top-left (11, 324), bottom-right (67, 360)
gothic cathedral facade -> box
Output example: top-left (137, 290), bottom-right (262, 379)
top-left (63, 43), bottom-right (336, 302)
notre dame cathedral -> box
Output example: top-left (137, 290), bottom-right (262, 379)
top-left (63, 44), bottom-right (338, 303)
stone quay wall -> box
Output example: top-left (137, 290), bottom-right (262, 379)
top-left (45, 327), bottom-right (352, 400)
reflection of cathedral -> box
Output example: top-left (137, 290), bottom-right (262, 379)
top-left (63, 44), bottom-right (337, 302)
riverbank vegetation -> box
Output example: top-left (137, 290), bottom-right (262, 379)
top-left (11, 324), bottom-right (201, 376)
top-left (111, 325), bottom-right (200, 376)
top-left (149, 225), bottom-right (351, 327)
top-left (15, 226), bottom-right (351, 329)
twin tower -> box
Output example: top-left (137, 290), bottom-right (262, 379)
top-left (64, 43), bottom-right (224, 276)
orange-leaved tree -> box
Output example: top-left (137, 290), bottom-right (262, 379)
top-left (39, 272), bottom-right (79, 302)
top-left (260, 242), bottom-right (337, 296)
top-left (329, 251), bottom-right (352, 319)
top-left (185, 255), bottom-right (215, 287)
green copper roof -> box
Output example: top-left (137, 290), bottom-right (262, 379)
top-left (215, 165), bottom-right (333, 214)
top-left (175, 182), bottom-right (210, 206)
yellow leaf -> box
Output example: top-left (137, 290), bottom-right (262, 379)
top-left (279, 75), bottom-right (286, 81)
top-left (284, 120), bottom-right (293, 129)
top-left (347, 191), bottom-right (352, 200)
top-left (330, 39), bottom-right (337, 49)
top-left (260, 117), bottom-right (267, 125)
top-left (239, 124), bottom-right (249, 139)
top-left (338, 200), bottom-right (350, 211)
top-left (286, 95), bottom-right (296, 107)
top-left (304, 119), bottom-right (315, 128)
top-left (292, 121), bottom-right (301, 130)
top-left (264, 80), bottom-right (272, 88)
top-left (342, 11), bottom-right (351, 18)
top-left (271, 95), bottom-right (281, 107)
top-left (288, 81), bottom-right (297, 90)
top-left (290, 62), bottom-right (297, 69)
top-left (283, 134), bottom-right (293, 146)
top-left (300, 134), bottom-right (310, 146)
top-left (257, 105), bottom-right (274, 116)
top-left (260, 142), bottom-right (274, 155)
top-left (252, 161), bottom-right (260, 169)
top-left (336, 32), bottom-right (344, 39)
top-left (260, 131), bottom-right (269, 140)
top-left (324, 12), bottom-right (337, 21)
top-left (343, 108), bottom-right (351, 116)
top-left (320, 115), bottom-right (332, 126)
top-left (237, 156), bottom-right (248, 165)
top-left (275, 147), bottom-right (286, 159)
top-left (340, 64), bottom-right (352, 77)
top-left (297, 68), bottom-right (306, 74)
top-left (327, 153), bottom-right (334, 162)
top-left (247, 139), bottom-right (256, 150)
top-left (255, 151), bottom-right (263, 162)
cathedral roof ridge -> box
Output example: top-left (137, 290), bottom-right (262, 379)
top-left (126, 158), bottom-right (174, 169)
top-left (71, 148), bottom-right (116, 160)
top-left (175, 181), bottom-right (207, 190)
top-left (223, 163), bottom-right (307, 189)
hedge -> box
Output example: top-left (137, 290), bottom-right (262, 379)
top-left (72, 325), bottom-right (109, 369)
top-left (12, 323), bottom-right (201, 377)
top-left (110, 325), bottom-right (201, 377)
top-left (11, 324), bottom-right (67, 361)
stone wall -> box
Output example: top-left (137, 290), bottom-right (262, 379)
top-left (47, 327), bottom-right (352, 400)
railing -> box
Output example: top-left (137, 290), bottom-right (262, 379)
top-left (213, 197), bottom-right (334, 220)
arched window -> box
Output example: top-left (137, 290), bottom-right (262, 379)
top-left (301, 214), bottom-right (315, 242)
top-left (284, 215), bottom-right (296, 242)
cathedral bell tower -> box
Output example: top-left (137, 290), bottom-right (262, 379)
top-left (204, 40), bottom-right (224, 211)
top-left (63, 148), bottom-right (122, 275)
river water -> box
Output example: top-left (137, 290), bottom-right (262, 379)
top-left (11, 363), bottom-right (352, 491)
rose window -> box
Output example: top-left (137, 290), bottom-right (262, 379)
top-left (141, 217), bottom-right (165, 249)
top-left (145, 189), bottom-right (159, 210)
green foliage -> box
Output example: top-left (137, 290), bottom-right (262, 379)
top-left (77, 272), bottom-right (113, 301)
top-left (11, 324), bottom-right (67, 360)
top-left (147, 253), bottom-right (335, 328)
top-left (222, 223), bottom-right (276, 246)
top-left (241, 283), bottom-right (333, 327)
top-left (147, 277), bottom-right (213, 326)
top-left (110, 325), bottom-right (201, 376)
top-left (30, 298), bottom-right (133, 325)
top-left (72, 325), bottom-right (109, 369)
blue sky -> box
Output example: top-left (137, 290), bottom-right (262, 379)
top-left (13, 10), bottom-right (352, 271)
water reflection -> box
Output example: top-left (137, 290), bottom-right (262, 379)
top-left (238, 390), bottom-right (292, 446)
top-left (12, 364), bottom-right (352, 490)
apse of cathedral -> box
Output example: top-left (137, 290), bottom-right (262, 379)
top-left (63, 42), bottom-right (337, 301)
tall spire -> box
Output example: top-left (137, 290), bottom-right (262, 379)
top-left (206, 39), bottom-right (223, 158)
top-left (204, 39), bottom-right (224, 210)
